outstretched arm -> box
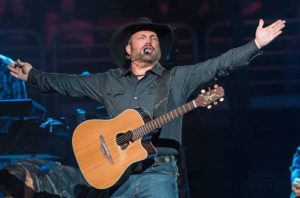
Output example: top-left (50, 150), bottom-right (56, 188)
top-left (172, 19), bottom-right (285, 98)
top-left (254, 19), bottom-right (285, 49)
top-left (8, 59), bottom-right (105, 102)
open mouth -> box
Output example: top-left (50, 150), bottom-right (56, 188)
top-left (143, 47), bottom-right (154, 54)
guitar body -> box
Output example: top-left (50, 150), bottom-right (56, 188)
top-left (72, 108), bottom-right (156, 189)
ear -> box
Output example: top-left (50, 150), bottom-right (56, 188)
top-left (126, 44), bottom-right (131, 56)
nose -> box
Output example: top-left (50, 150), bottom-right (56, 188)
top-left (145, 37), bottom-right (151, 44)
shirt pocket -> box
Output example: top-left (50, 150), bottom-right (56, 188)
top-left (146, 83), bottom-right (156, 96)
top-left (107, 86), bottom-right (125, 98)
top-left (105, 86), bottom-right (127, 113)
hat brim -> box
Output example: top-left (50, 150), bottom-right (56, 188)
top-left (109, 22), bottom-right (174, 68)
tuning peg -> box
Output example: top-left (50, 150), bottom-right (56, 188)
top-left (213, 101), bottom-right (218, 105)
top-left (201, 89), bottom-right (205, 93)
top-left (214, 84), bottom-right (218, 88)
top-left (219, 98), bottom-right (224, 102)
top-left (207, 105), bottom-right (212, 109)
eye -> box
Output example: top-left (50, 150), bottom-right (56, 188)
top-left (138, 36), bottom-right (146, 40)
top-left (151, 36), bottom-right (158, 41)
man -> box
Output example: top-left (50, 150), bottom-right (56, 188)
top-left (0, 158), bottom-right (103, 197)
top-left (9, 17), bottom-right (285, 197)
top-left (0, 54), bottom-right (27, 133)
top-left (290, 147), bottom-right (300, 198)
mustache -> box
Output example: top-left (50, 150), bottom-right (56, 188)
top-left (143, 45), bottom-right (154, 51)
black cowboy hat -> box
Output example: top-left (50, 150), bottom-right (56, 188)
top-left (109, 17), bottom-right (174, 68)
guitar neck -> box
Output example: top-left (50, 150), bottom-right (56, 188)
top-left (132, 100), bottom-right (197, 141)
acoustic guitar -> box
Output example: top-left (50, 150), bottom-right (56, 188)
top-left (72, 85), bottom-right (224, 189)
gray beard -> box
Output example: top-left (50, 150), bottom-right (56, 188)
top-left (137, 50), bottom-right (161, 65)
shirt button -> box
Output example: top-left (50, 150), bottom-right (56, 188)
top-left (134, 96), bottom-right (138, 100)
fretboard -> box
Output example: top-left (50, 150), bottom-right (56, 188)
top-left (132, 100), bottom-right (197, 141)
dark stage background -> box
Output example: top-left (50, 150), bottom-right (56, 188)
top-left (0, 0), bottom-right (299, 197)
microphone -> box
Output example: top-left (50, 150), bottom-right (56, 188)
top-left (143, 47), bottom-right (152, 54)
top-left (14, 63), bottom-right (23, 68)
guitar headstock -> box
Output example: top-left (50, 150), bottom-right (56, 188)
top-left (194, 85), bottom-right (225, 108)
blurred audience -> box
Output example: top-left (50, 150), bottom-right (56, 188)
top-left (0, 0), bottom-right (9, 28)
top-left (44, 0), bottom-right (94, 54)
top-left (0, 158), bottom-right (106, 197)
top-left (0, 54), bottom-right (27, 133)
top-left (241, 0), bottom-right (263, 19)
top-left (290, 146), bottom-right (300, 198)
top-left (6, 0), bottom-right (31, 29)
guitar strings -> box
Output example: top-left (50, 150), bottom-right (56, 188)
top-left (95, 115), bottom-right (165, 150)
top-left (84, 102), bottom-right (194, 152)
top-left (113, 102), bottom-right (194, 145)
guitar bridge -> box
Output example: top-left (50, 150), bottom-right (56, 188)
top-left (99, 135), bottom-right (114, 164)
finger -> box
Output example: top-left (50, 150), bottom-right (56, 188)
top-left (293, 183), bottom-right (300, 191)
top-left (270, 20), bottom-right (286, 29)
top-left (10, 71), bottom-right (19, 79)
top-left (271, 20), bottom-right (281, 27)
top-left (271, 19), bottom-right (284, 26)
top-left (295, 178), bottom-right (300, 184)
top-left (16, 59), bottom-right (26, 67)
top-left (8, 65), bottom-right (23, 77)
top-left (258, 19), bottom-right (264, 28)
top-left (273, 23), bottom-right (285, 33)
top-left (8, 61), bottom-right (15, 68)
top-left (268, 31), bottom-right (282, 41)
top-left (272, 21), bottom-right (285, 29)
top-left (8, 65), bottom-right (18, 73)
top-left (292, 187), bottom-right (300, 195)
top-left (14, 63), bottom-right (23, 68)
top-left (273, 31), bottom-right (282, 38)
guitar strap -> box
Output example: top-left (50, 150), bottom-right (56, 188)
top-left (126, 69), bottom-right (172, 179)
top-left (153, 69), bottom-right (171, 119)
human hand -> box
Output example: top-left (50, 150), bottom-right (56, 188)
top-left (8, 59), bottom-right (33, 81)
top-left (292, 178), bottom-right (300, 197)
top-left (254, 19), bottom-right (286, 49)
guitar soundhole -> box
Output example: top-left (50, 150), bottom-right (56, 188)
top-left (116, 131), bottom-right (133, 150)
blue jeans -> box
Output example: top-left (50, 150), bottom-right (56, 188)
top-left (110, 157), bottom-right (179, 198)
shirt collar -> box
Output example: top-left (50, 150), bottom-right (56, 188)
top-left (119, 63), bottom-right (165, 77)
top-left (151, 63), bottom-right (164, 77)
top-left (119, 67), bottom-right (131, 77)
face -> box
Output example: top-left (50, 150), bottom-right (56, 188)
top-left (126, 30), bottom-right (161, 66)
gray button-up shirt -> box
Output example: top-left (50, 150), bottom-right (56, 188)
top-left (28, 41), bottom-right (261, 155)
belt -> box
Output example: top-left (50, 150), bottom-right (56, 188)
top-left (153, 155), bottom-right (176, 163)
top-left (132, 155), bottom-right (176, 173)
